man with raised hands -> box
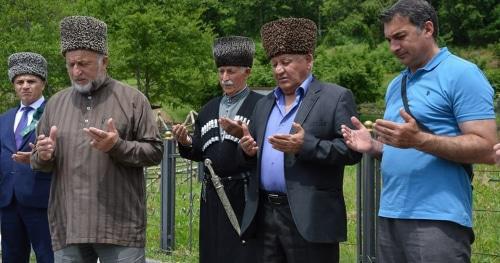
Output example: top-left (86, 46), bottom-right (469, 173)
top-left (236, 18), bottom-right (361, 263)
top-left (342, 1), bottom-right (496, 262)
top-left (31, 16), bottom-right (163, 262)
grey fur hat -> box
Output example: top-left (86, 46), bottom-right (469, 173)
top-left (8, 52), bottom-right (48, 82)
top-left (213, 36), bottom-right (255, 68)
top-left (261, 18), bottom-right (317, 58)
top-left (60, 16), bottom-right (107, 55)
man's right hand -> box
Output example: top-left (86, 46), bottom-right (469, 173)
top-left (239, 123), bottom-right (258, 157)
top-left (35, 126), bottom-right (57, 161)
top-left (172, 124), bottom-right (192, 146)
top-left (341, 116), bottom-right (381, 156)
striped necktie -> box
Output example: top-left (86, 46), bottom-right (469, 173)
top-left (15, 106), bottom-right (33, 149)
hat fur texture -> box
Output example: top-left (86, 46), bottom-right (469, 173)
top-left (60, 16), bottom-right (107, 55)
top-left (213, 36), bottom-right (255, 68)
top-left (8, 52), bottom-right (48, 82)
top-left (261, 17), bottom-right (317, 58)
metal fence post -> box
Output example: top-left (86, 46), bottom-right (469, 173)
top-left (160, 139), bottom-right (176, 252)
top-left (357, 122), bottom-right (378, 263)
top-left (356, 160), bottom-right (363, 262)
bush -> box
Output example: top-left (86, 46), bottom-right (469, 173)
top-left (314, 43), bottom-right (385, 104)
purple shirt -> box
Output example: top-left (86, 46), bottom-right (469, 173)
top-left (260, 74), bottom-right (313, 193)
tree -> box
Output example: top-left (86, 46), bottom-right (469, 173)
top-left (319, 0), bottom-right (392, 47)
top-left (201, 0), bottom-right (323, 39)
top-left (0, 0), bottom-right (73, 112)
top-left (58, 0), bottom-right (219, 109)
top-left (314, 44), bottom-right (385, 104)
top-left (112, 1), bottom-right (217, 108)
top-left (436, 0), bottom-right (499, 46)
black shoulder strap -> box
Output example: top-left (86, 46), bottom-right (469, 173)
top-left (400, 75), bottom-right (474, 182)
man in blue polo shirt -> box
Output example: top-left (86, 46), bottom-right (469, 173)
top-left (341, 0), bottom-right (496, 262)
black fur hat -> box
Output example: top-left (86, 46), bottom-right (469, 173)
top-left (213, 36), bottom-right (255, 68)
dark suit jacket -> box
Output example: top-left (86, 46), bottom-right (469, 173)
top-left (0, 105), bottom-right (52, 208)
top-left (241, 78), bottom-right (362, 243)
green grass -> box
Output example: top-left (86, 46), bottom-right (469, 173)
top-left (341, 165), bottom-right (359, 262)
top-left (145, 164), bottom-right (200, 263)
top-left (145, 164), bottom-right (499, 262)
top-left (471, 165), bottom-right (500, 262)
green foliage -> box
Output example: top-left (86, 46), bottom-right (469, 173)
top-left (320, 0), bottom-right (392, 47)
top-left (314, 44), bottom-right (385, 103)
top-left (0, 0), bottom-right (497, 113)
top-left (112, 1), bottom-right (217, 108)
top-left (247, 43), bottom-right (275, 89)
top-left (65, 0), bottom-right (218, 109)
top-left (0, 0), bottom-right (73, 112)
top-left (202, 0), bottom-right (323, 38)
top-left (436, 0), bottom-right (500, 46)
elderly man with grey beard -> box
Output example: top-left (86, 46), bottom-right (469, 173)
top-left (31, 16), bottom-right (163, 263)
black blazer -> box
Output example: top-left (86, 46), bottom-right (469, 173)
top-left (241, 78), bottom-right (362, 243)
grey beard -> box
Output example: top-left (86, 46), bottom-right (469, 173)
top-left (72, 81), bottom-right (92, 94)
top-left (72, 75), bottom-right (106, 94)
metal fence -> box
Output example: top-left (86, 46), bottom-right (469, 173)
top-left (153, 139), bottom-right (500, 262)
top-left (355, 153), bottom-right (500, 262)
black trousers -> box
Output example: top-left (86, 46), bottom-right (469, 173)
top-left (255, 193), bottom-right (339, 263)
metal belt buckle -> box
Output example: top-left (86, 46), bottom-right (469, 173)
top-left (268, 193), bottom-right (281, 205)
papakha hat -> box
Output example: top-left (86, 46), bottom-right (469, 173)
top-left (60, 16), bottom-right (107, 55)
top-left (261, 18), bottom-right (317, 58)
top-left (213, 36), bottom-right (255, 68)
top-left (8, 52), bottom-right (48, 82)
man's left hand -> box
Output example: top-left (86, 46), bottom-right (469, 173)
top-left (11, 143), bottom-right (35, 164)
top-left (374, 108), bottom-right (427, 149)
top-left (219, 117), bottom-right (244, 138)
top-left (83, 118), bottom-right (119, 152)
top-left (268, 122), bottom-right (304, 154)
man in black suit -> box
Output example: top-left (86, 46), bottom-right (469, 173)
top-left (237, 18), bottom-right (362, 262)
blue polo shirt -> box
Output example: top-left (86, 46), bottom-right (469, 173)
top-left (260, 74), bottom-right (313, 193)
top-left (379, 47), bottom-right (494, 227)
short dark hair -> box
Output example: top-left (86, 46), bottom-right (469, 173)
top-left (380, 0), bottom-right (439, 39)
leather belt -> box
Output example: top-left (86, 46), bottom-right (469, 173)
top-left (202, 172), bottom-right (250, 203)
top-left (260, 191), bottom-right (288, 205)
top-left (204, 172), bottom-right (248, 182)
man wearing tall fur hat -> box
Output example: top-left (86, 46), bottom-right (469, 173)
top-left (31, 16), bottom-right (163, 262)
top-left (234, 18), bottom-right (362, 262)
top-left (172, 36), bottom-right (263, 263)
top-left (0, 52), bottom-right (53, 262)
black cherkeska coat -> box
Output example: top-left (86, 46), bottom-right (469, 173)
top-left (178, 90), bottom-right (263, 263)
